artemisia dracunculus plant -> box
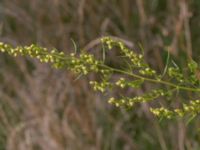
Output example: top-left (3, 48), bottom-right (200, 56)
top-left (0, 37), bottom-right (199, 120)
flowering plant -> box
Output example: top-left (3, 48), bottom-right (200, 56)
top-left (0, 37), bottom-right (199, 120)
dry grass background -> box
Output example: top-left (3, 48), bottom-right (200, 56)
top-left (0, 0), bottom-right (200, 150)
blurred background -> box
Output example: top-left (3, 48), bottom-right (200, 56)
top-left (0, 0), bottom-right (200, 149)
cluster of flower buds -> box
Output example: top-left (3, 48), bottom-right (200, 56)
top-left (115, 78), bottom-right (144, 89)
top-left (0, 42), bottom-right (104, 76)
top-left (89, 80), bottom-right (112, 92)
top-left (101, 37), bottom-right (145, 68)
top-left (167, 67), bottom-right (184, 83)
top-left (151, 100), bottom-right (200, 119)
top-left (108, 89), bottom-right (165, 107)
top-left (139, 67), bottom-right (156, 76)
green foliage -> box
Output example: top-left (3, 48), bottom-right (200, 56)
top-left (0, 37), bottom-right (200, 120)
